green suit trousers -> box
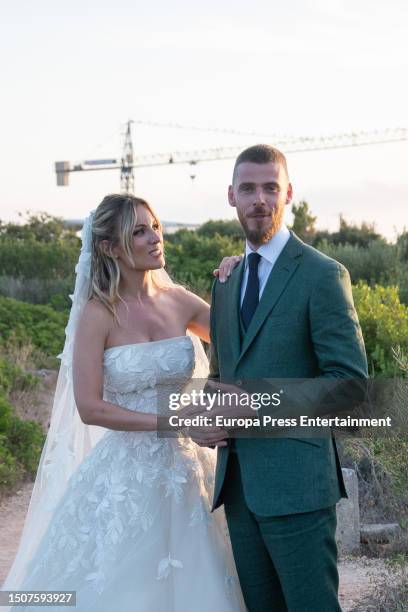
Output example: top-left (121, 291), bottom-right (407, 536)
top-left (222, 453), bottom-right (342, 612)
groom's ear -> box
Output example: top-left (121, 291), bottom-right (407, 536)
top-left (228, 185), bottom-right (236, 208)
top-left (285, 182), bottom-right (293, 206)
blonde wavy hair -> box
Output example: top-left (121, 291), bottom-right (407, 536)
top-left (90, 194), bottom-right (171, 321)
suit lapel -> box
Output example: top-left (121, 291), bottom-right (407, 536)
top-left (227, 257), bottom-right (245, 365)
top-left (238, 233), bottom-right (303, 364)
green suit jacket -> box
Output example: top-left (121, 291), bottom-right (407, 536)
top-left (210, 231), bottom-right (368, 516)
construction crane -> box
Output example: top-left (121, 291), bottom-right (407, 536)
top-left (55, 120), bottom-right (135, 192)
top-left (55, 123), bottom-right (408, 194)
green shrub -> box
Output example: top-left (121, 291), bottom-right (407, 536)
top-left (0, 391), bottom-right (45, 492)
top-left (339, 353), bottom-right (408, 530)
top-left (0, 434), bottom-right (22, 489)
top-left (0, 357), bottom-right (39, 396)
top-left (316, 233), bottom-right (408, 306)
top-left (323, 215), bottom-right (384, 248)
top-left (0, 275), bottom-right (73, 309)
top-left (5, 415), bottom-right (45, 475)
top-left (318, 240), bottom-right (399, 285)
top-left (396, 231), bottom-right (408, 262)
top-left (396, 265), bottom-right (408, 306)
top-left (0, 296), bottom-right (67, 359)
top-left (165, 232), bottom-right (242, 295)
top-left (0, 239), bottom-right (79, 281)
top-left (0, 212), bottom-right (80, 244)
top-left (195, 219), bottom-right (244, 240)
top-left (353, 283), bottom-right (408, 376)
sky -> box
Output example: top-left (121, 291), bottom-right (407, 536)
top-left (0, 0), bottom-right (407, 240)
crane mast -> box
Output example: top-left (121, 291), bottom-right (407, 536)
top-left (121, 120), bottom-right (135, 193)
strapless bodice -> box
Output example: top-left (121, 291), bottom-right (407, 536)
top-left (103, 335), bottom-right (195, 414)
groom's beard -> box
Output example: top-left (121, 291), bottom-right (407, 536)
top-left (238, 205), bottom-right (285, 245)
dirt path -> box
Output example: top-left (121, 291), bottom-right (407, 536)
top-left (0, 481), bottom-right (33, 585)
top-left (339, 557), bottom-right (384, 611)
top-left (0, 482), bottom-right (383, 609)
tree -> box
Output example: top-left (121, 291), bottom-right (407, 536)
top-left (396, 231), bottom-right (408, 262)
top-left (290, 201), bottom-right (317, 243)
top-left (196, 219), bottom-right (244, 241)
top-left (330, 215), bottom-right (383, 248)
top-left (0, 212), bottom-right (79, 244)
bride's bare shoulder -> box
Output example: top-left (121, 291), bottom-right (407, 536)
top-left (165, 285), bottom-right (195, 303)
top-left (165, 285), bottom-right (209, 312)
top-left (82, 297), bottom-right (112, 317)
top-left (78, 298), bottom-right (114, 334)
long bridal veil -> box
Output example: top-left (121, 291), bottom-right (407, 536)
top-left (2, 212), bottom-right (210, 591)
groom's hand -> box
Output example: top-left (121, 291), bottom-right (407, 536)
top-left (189, 428), bottom-right (229, 448)
top-left (176, 404), bottom-right (229, 448)
top-left (186, 421), bottom-right (229, 448)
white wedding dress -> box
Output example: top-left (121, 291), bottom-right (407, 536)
top-left (7, 336), bottom-right (245, 611)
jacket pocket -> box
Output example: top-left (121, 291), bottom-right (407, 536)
top-left (267, 312), bottom-right (300, 326)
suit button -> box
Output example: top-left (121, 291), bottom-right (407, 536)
top-left (236, 379), bottom-right (243, 386)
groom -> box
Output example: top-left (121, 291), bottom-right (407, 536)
top-left (193, 145), bottom-right (368, 611)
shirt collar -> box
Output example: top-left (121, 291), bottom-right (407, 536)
top-left (244, 224), bottom-right (290, 264)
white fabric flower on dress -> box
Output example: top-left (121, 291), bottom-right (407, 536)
top-left (157, 554), bottom-right (183, 580)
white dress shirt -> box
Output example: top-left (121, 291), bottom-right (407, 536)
top-left (240, 224), bottom-right (291, 306)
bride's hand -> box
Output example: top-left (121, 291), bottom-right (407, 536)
top-left (213, 255), bottom-right (243, 283)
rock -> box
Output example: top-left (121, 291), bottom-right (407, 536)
top-left (360, 523), bottom-right (401, 544)
top-left (336, 468), bottom-right (360, 554)
top-left (32, 369), bottom-right (58, 387)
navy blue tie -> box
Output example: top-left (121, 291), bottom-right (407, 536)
top-left (241, 252), bottom-right (261, 330)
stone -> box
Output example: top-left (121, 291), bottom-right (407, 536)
top-left (336, 468), bottom-right (360, 554)
top-left (360, 523), bottom-right (401, 544)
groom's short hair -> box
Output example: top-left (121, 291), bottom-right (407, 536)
top-left (232, 144), bottom-right (289, 183)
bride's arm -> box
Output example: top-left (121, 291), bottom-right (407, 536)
top-left (181, 255), bottom-right (243, 341)
top-left (72, 300), bottom-right (157, 431)
top-left (178, 288), bottom-right (210, 343)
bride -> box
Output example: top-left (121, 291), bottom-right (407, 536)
top-left (2, 194), bottom-right (245, 611)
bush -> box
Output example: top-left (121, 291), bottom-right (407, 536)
top-left (324, 215), bottom-right (384, 248)
top-left (165, 231), bottom-right (242, 295)
top-left (0, 214), bottom-right (78, 308)
top-left (5, 413), bottom-right (45, 475)
top-left (395, 265), bottom-right (408, 306)
top-left (195, 219), bottom-right (244, 241)
top-left (396, 231), bottom-right (408, 262)
top-left (0, 296), bottom-right (67, 359)
top-left (316, 233), bottom-right (408, 306)
top-left (0, 434), bottom-right (22, 489)
top-left (318, 240), bottom-right (399, 285)
top-left (0, 212), bottom-right (80, 244)
top-left (0, 275), bottom-right (73, 309)
top-left (339, 352), bottom-right (408, 535)
top-left (0, 239), bottom-right (79, 281)
top-left (353, 283), bottom-right (408, 377)
top-left (0, 394), bottom-right (44, 491)
top-left (0, 351), bottom-right (45, 494)
top-left (0, 357), bottom-right (39, 396)
top-left (341, 435), bottom-right (408, 525)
